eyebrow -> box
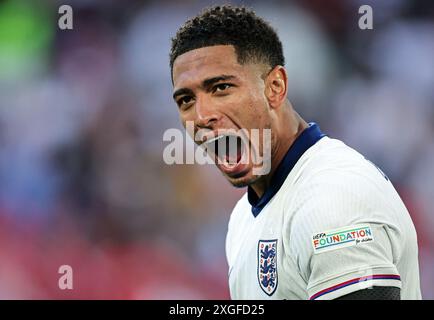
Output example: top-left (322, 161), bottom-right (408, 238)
top-left (202, 75), bottom-right (236, 89)
top-left (172, 74), bottom-right (236, 100)
top-left (172, 88), bottom-right (193, 101)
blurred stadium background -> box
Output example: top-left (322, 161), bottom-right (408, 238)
top-left (0, 0), bottom-right (433, 299)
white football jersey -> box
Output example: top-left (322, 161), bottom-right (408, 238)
top-left (225, 123), bottom-right (421, 300)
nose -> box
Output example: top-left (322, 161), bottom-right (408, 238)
top-left (195, 94), bottom-right (219, 129)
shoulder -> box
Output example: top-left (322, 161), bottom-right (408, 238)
top-left (226, 192), bottom-right (250, 239)
top-left (287, 137), bottom-right (395, 250)
top-left (225, 192), bottom-right (250, 264)
top-left (291, 136), bottom-right (390, 215)
top-left (281, 136), bottom-right (379, 199)
top-left (229, 192), bottom-right (249, 220)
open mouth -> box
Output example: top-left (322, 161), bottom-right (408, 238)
top-left (204, 134), bottom-right (245, 167)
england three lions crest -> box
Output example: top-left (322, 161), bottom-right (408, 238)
top-left (257, 239), bottom-right (278, 296)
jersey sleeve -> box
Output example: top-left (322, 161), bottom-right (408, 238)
top-left (288, 168), bottom-right (402, 300)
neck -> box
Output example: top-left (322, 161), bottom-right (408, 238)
top-left (250, 109), bottom-right (308, 198)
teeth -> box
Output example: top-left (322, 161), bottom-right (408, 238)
top-left (204, 134), bottom-right (224, 145)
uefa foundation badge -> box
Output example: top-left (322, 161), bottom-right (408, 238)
top-left (312, 224), bottom-right (374, 254)
top-left (257, 239), bottom-right (278, 296)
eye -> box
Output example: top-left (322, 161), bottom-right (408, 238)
top-left (213, 83), bottom-right (232, 93)
top-left (177, 96), bottom-right (194, 108)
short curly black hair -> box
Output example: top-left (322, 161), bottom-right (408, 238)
top-left (170, 5), bottom-right (285, 77)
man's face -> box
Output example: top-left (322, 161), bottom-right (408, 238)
top-left (172, 45), bottom-right (272, 187)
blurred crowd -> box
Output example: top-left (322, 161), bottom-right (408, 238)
top-left (0, 0), bottom-right (433, 299)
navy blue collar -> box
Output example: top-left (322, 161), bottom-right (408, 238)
top-left (247, 122), bottom-right (326, 217)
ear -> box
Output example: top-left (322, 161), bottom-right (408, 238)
top-left (264, 66), bottom-right (288, 109)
